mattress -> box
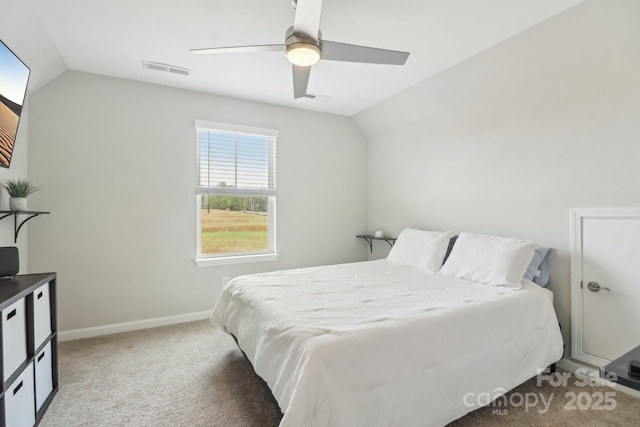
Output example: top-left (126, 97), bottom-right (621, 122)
top-left (211, 259), bottom-right (563, 426)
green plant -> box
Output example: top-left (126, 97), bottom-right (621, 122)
top-left (2, 179), bottom-right (41, 198)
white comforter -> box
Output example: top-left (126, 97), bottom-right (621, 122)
top-left (211, 260), bottom-right (563, 427)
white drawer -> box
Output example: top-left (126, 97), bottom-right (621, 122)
top-left (33, 282), bottom-right (52, 350)
top-left (2, 298), bottom-right (27, 381)
top-left (34, 341), bottom-right (53, 411)
top-left (4, 362), bottom-right (35, 427)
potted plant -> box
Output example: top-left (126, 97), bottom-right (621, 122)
top-left (2, 179), bottom-right (40, 211)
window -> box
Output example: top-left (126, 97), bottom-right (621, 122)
top-left (195, 120), bottom-right (278, 265)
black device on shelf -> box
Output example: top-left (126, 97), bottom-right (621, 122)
top-left (0, 247), bottom-right (19, 279)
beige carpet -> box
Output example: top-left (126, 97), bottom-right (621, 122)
top-left (40, 321), bottom-right (282, 427)
top-left (40, 320), bottom-right (640, 426)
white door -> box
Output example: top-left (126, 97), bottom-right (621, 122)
top-left (571, 208), bottom-right (640, 366)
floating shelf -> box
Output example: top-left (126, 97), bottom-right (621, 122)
top-left (356, 234), bottom-right (397, 253)
top-left (0, 210), bottom-right (50, 243)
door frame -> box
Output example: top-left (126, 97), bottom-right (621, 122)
top-left (570, 207), bottom-right (640, 366)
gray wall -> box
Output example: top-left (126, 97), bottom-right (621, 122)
top-left (10, 0), bottom-right (640, 355)
top-left (0, 0), bottom-right (66, 270)
top-left (27, 71), bottom-right (368, 331)
top-left (354, 0), bottom-right (640, 359)
top-left (0, 108), bottom-right (29, 271)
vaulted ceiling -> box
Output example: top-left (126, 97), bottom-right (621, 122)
top-left (24, 0), bottom-right (584, 116)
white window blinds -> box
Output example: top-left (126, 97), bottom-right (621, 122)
top-left (195, 120), bottom-right (277, 196)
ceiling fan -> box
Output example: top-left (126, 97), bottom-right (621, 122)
top-left (190, 0), bottom-right (410, 99)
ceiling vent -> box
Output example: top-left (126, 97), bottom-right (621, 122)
top-left (142, 61), bottom-right (191, 76)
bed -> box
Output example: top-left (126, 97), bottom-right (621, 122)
top-left (211, 229), bottom-right (564, 426)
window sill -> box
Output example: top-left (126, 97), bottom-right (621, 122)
top-left (195, 253), bottom-right (279, 267)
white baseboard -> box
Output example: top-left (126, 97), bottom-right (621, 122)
top-left (556, 357), bottom-right (588, 374)
top-left (58, 310), bottom-right (212, 342)
top-left (556, 357), bottom-right (640, 399)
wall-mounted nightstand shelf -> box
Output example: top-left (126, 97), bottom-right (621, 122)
top-left (0, 211), bottom-right (50, 243)
top-left (356, 235), bottom-right (397, 253)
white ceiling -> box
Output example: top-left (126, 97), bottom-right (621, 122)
top-left (27, 0), bottom-right (584, 116)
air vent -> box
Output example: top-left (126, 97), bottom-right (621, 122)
top-left (304, 93), bottom-right (332, 102)
top-left (142, 61), bottom-right (191, 76)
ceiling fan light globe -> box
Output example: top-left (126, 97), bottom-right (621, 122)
top-left (286, 43), bottom-right (321, 66)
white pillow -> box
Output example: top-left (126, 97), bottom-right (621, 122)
top-left (387, 228), bottom-right (454, 273)
top-left (439, 232), bottom-right (535, 288)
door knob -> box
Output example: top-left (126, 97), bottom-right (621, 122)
top-left (587, 281), bottom-right (611, 292)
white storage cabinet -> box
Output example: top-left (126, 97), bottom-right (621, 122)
top-left (0, 273), bottom-right (57, 427)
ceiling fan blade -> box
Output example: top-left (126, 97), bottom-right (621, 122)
top-left (321, 41), bottom-right (409, 65)
top-left (293, 0), bottom-right (323, 41)
top-left (190, 44), bottom-right (285, 55)
top-left (292, 65), bottom-right (311, 99)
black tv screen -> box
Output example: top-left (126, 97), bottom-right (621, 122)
top-left (0, 39), bottom-right (30, 168)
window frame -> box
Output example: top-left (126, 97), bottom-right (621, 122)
top-left (194, 120), bottom-right (278, 266)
